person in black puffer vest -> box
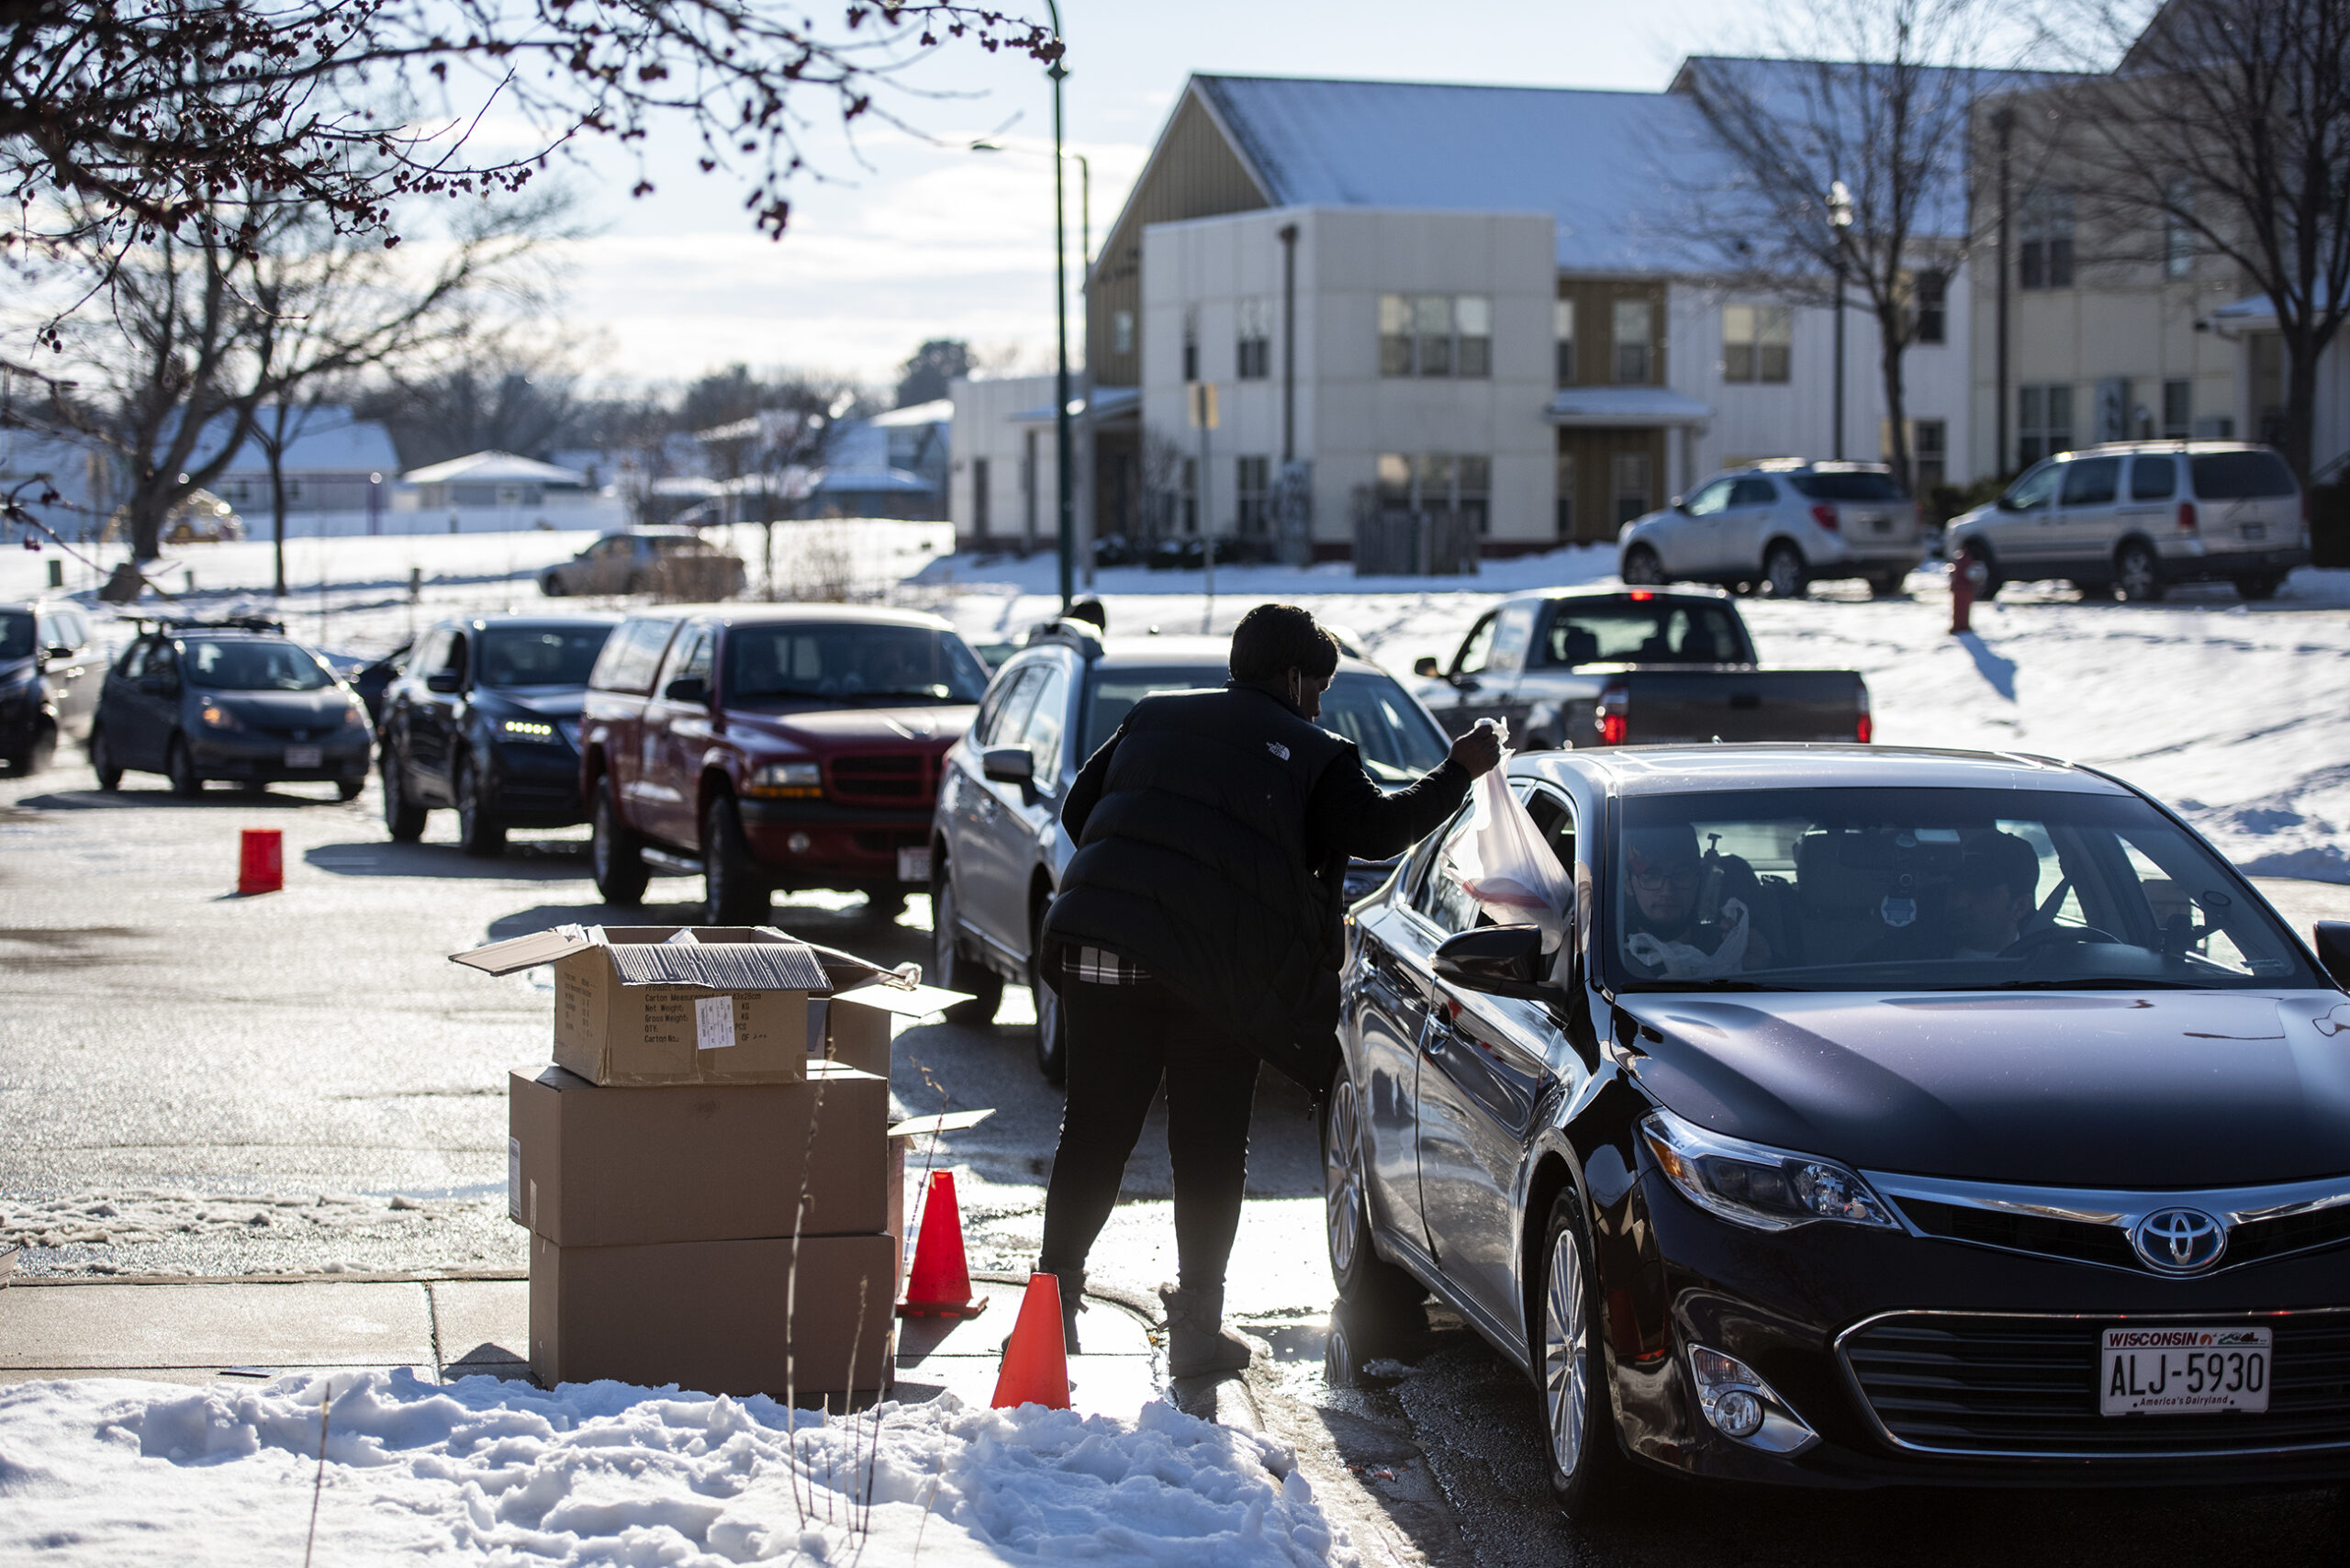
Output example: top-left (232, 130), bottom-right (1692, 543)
top-left (1035, 604), bottom-right (1501, 1374)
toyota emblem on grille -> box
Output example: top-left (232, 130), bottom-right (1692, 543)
top-left (2131, 1207), bottom-right (2227, 1273)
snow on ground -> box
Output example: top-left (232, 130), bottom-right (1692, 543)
top-left (0, 1372), bottom-right (1354, 1566)
top-left (0, 1191), bottom-right (485, 1277)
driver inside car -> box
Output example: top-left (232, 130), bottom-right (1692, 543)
top-left (1622, 824), bottom-right (1773, 977)
top-left (1942, 831), bottom-right (2042, 958)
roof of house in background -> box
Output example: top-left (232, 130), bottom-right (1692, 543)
top-left (176, 408), bottom-right (401, 476)
top-left (401, 450), bottom-right (588, 487)
top-left (869, 400), bottom-right (953, 428)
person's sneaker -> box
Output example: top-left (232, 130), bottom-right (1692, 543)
top-left (1158, 1283), bottom-right (1252, 1377)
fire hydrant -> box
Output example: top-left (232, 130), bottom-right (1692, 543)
top-left (1950, 543), bottom-right (1989, 634)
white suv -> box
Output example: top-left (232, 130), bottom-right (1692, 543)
top-left (1946, 442), bottom-right (2309, 601)
top-left (1617, 461), bottom-right (1924, 599)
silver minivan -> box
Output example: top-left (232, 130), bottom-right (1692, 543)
top-left (1617, 461), bottom-right (1926, 599)
top-left (1946, 442), bottom-right (2310, 601)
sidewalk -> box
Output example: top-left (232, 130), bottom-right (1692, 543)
top-left (0, 1271), bottom-right (1165, 1415)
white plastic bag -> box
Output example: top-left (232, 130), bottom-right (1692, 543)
top-left (1442, 725), bottom-right (1574, 951)
top-left (1627, 897), bottom-right (1751, 978)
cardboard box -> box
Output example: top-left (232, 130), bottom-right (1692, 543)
top-left (508, 1061), bottom-right (889, 1247)
top-left (529, 1232), bottom-right (896, 1399)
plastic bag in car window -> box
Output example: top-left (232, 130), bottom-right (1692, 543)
top-left (1442, 724), bottom-right (1574, 951)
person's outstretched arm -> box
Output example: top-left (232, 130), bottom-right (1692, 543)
top-left (1309, 722), bottom-right (1502, 862)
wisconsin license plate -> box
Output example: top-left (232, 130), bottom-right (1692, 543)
top-left (2241, 521), bottom-right (2266, 541)
top-left (284, 745), bottom-right (323, 768)
top-left (1867, 516), bottom-right (1892, 534)
top-left (2100, 1326), bottom-right (2271, 1416)
top-left (897, 846), bottom-right (931, 884)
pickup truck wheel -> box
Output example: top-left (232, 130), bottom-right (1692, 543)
top-left (1030, 906), bottom-right (1067, 1085)
top-left (453, 755), bottom-right (507, 857)
top-left (1324, 1072), bottom-right (1427, 1323)
top-left (929, 868), bottom-right (1004, 1024)
top-left (1865, 570), bottom-right (1907, 598)
top-left (701, 793), bottom-right (768, 923)
top-left (2234, 573), bottom-right (2281, 601)
top-left (2114, 541), bottom-right (2165, 602)
top-left (540, 572), bottom-right (566, 597)
top-left (1761, 543), bottom-right (1808, 599)
top-left (90, 726), bottom-right (122, 791)
top-left (1619, 544), bottom-right (1663, 586)
top-left (381, 751), bottom-right (427, 841)
top-left (166, 734), bottom-right (202, 798)
top-left (590, 778), bottom-right (651, 903)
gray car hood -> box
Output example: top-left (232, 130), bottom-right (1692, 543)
top-left (1622, 990), bottom-right (2350, 1188)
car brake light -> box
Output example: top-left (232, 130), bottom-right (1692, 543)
top-left (1810, 504), bottom-right (1840, 532)
top-left (2177, 500), bottom-right (2198, 532)
top-left (1628, 589), bottom-right (1654, 600)
top-left (1856, 683), bottom-right (1872, 744)
top-left (1596, 680), bottom-right (1629, 745)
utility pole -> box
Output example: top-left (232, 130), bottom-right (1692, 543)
top-left (1046, 1), bottom-right (1073, 612)
top-left (1993, 106), bottom-right (2015, 480)
top-left (1828, 180), bottom-right (1853, 463)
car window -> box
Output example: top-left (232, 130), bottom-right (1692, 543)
top-left (2189, 450), bottom-right (2296, 499)
top-left (1537, 602), bottom-right (1748, 666)
top-left (479, 626), bottom-right (614, 689)
top-left (982, 666), bottom-right (1044, 747)
top-left (652, 623), bottom-right (707, 696)
top-left (1787, 471), bottom-right (1906, 501)
top-left (2002, 461), bottom-right (2061, 511)
top-left (1729, 477), bottom-right (1778, 508)
top-left (150, 641), bottom-right (179, 678)
top-left (588, 617), bottom-right (678, 694)
top-left (443, 633), bottom-right (470, 681)
top-left (1683, 478), bottom-right (1733, 517)
top-left (61, 610), bottom-right (90, 648)
top-left (183, 638), bottom-right (333, 691)
top-left (1080, 664), bottom-right (1225, 755)
top-left (1321, 672), bottom-right (1451, 785)
top-left (1485, 606), bottom-right (1536, 676)
top-left (1527, 787), bottom-right (1577, 871)
top-left (1454, 613), bottom-right (1499, 677)
top-left (1023, 664), bottom-right (1070, 788)
top-left (2060, 456), bottom-right (2121, 506)
top-left (115, 639), bottom-right (149, 679)
top-left (721, 623), bottom-right (989, 707)
top-left (2129, 455), bottom-right (2177, 501)
top-left (32, 613), bottom-right (59, 654)
top-left (1413, 800), bottom-right (1484, 935)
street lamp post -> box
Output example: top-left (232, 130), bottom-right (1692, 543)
top-left (1828, 179), bottom-right (1853, 463)
top-left (1046, 1), bottom-right (1073, 611)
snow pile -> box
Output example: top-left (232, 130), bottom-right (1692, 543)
top-left (0, 1372), bottom-right (1355, 1566)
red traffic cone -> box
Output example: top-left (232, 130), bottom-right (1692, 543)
top-left (990, 1272), bottom-right (1070, 1410)
top-left (238, 829), bottom-right (284, 895)
top-left (897, 1170), bottom-right (988, 1319)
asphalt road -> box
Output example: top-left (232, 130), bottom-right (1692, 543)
top-left (2, 755), bottom-right (2345, 1564)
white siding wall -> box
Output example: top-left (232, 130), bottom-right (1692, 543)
top-left (947, 375), bottom-right (1063, 550)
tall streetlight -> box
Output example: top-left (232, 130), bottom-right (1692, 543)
top-left (1046, 1), bottom-right (1073, 610)
top-left (1827, 179), bottom-right (1853, 463)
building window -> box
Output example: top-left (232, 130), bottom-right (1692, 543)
top-left (1373, 452), bottom-right (1493, 533)
top-left (1554, 298), bottom-right (1576, 386)
top-left (1914, 271), bottom-right (1947, 344)
top-left (1235, 454), bottom-right (1270, 535)
top-left (1613, 299), bottom-right (1654, 384)
top-left (2162, 377), bottom-right (2192, 439)
top-left (1722, 303), bottom-right (1791, 383)
top-left (1555, 451), bottom-right (1576, 538)
top-left (1377, 294), bottom-right (1493, 378)
top-left (1611, 451), bottom-right (1651, 524)
top-left (1237, 298), bottom-right (1272, 380)
top-left (1182, 308), bottom-right (1199, 383)
top-left (2018, 383), bottom-right (2074, 465)
top-left (971, 457), bottom-right (990, 540)
top-left (2164, 180), bottom-right (2194, 278)
top-left (1113, 309), bottom-right (1135, 355)
top-left (1914, 419), bottom-right (1947, 489)
top-left (2020, 189), bottom-right (2075, 290)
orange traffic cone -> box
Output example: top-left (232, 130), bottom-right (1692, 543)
top-left (238, 829), bottom-right (284, 895)
top-left (990, 1272), bottom-right (1071, 1410)
top-left (897, 1170), bottom-right (988, 1319)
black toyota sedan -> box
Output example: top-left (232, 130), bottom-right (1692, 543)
top-left (377, 614), bottom-right (617, 855)
top-left (1331, 745), bottom-right (2350, 1516)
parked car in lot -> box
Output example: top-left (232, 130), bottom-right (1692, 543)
top-left (1412, 588), bottom-right (1871, 748)
top-left (931, 622), bottom-right (1457, 1081)
top-left (1332, 743), bottom-right (2350, 1518)
top-left (375, 616), bottom-right (618, 854)
top-left (1618, 461), bottom-right (1924, 598)
top-left (90, 618), bottom-right (371, 798)
top-left (582, 604), bottom-right (989, 923)
top-left (0, 599), bottom-right (102, 773)
top-left (539, 528), bottom-right (747, 599)
top-left (1946, 441), bottom-right (2310, 601)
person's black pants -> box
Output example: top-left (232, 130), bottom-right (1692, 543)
top-left (1037, 976), bottom-right (1259, 1294)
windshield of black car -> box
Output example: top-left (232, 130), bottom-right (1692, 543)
top-left (721, 623), bottom-right (989, 706)
top-left (1787, 471), bottom-right (1906, 501)
top-left (2190, 450), bottom-right (2297, 499)
top-left (1601, 786), bottom-right (2317, 991)
top-left (1537, 603), bottom-right (1750, 666)
top-left (184, 638), bottom-right (335, 691)
top-left (0, 611), bottom-right (32, 661)
top-left (478, 627), bottom-right (614, 689)
top-left (1081, 665), bottom-right (1451, 784)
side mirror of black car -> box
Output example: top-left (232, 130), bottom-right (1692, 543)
top-left (424, 670), bottom-right (464, 695)
top-left (46, 644), bottom-right (75, 662)
top-left (1433, 924), bottom-right (1554, 1001)
top-left (2312, 922), bottom-right (2350, 991)
top-left (981, 746), bottom-right (1035, 787)
top-left (1413, 655), bottom-right (1441, 678)
top-left (663, 676), bottom-right (709, 705)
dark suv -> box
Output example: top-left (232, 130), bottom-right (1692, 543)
top-left (91, 619), bottom-right (371, 798)
top-left (0, 599), bottom-right (101, 774)
top-left (376, 615), bottom-right (619, 855)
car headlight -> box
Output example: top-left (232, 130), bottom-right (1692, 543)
top-left (1639, 1108), bottom-right (1897, 1232)
top-left (198, 701), bottom-right (242, 731)
top-left (744, 761), bottom-right (822, 799)
top-left (341, 702), bottom-right (366, 731)
top-left (498, 718), bottom-right (557, 740)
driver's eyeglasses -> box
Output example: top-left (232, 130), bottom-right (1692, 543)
top-left (1631, 866), bottom-right (1702, 892)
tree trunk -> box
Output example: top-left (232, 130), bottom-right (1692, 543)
top-left (1878, 308), bottom-right (1912, 495)
top-left (2282, 324), bottom-right (2320, 484)
top-left (128, 473), bottom-right (173, 563)
top-left (270, 447), bottom-right (289, 598)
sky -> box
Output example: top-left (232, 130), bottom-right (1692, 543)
top-left (538, 0), bottom-right (1758, 394)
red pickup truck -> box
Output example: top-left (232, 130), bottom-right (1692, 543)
top-left (578, 604), bottom-right (990, 923)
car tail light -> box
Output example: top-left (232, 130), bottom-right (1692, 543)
top-left (1628, 588), bottom-right (1654, 600)
top-left (1856, 682), bottom-right (1873, 744)
top-left (1596, 679), bottom-right (1629, 745)
top-left (1810, 504), bottom-right (1840, 532)
top-left (2177, 500), bottom-right (2198, 532)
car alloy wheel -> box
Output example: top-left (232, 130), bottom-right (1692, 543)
top-left (1322, 1073), bottom-right (1425, 1318)
top-left (1620, 544), bottom-right (1663, 586)
top-left (590, 778), bottom-right (651, 904)
top-left (701, 792), bottom-right (767, 924)
top-left (382, 752), bottom-right (427, 841)
top-left (166, 734), bottom-right (201, 798)
top-left (929, 868), bottom-right (1003, 1025)
top-left (1762, 543), bottom-right (1807, 599)
top-left (454, 755), bottom-right (507, 857)
top-left (90, 727), bottom-right (121, 791)
top-left (1537, 1189), bottom-right (1625, 1521)
top-left (2115, 541), bottom-right (2165, 602)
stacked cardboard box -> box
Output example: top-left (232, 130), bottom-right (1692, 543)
top-left (454, 924), bottom-right (947, 1402)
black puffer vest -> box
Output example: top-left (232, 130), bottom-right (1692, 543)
top-left (1042, 685), bottom-right (1352, 1091)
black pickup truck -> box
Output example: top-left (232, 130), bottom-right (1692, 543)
top-left (1409, 586), bottom-right (1870, 747)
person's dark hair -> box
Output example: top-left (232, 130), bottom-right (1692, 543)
top-left (1958, 831), bottom-right (2041, 903)
top-left (1229, 604), bottom-right (1338, 683)
top-left (1066, 596), bottom-right (1107, 631)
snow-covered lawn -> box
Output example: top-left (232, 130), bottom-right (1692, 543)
top-left (0, 1372), bottom-right (1351, 1566)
